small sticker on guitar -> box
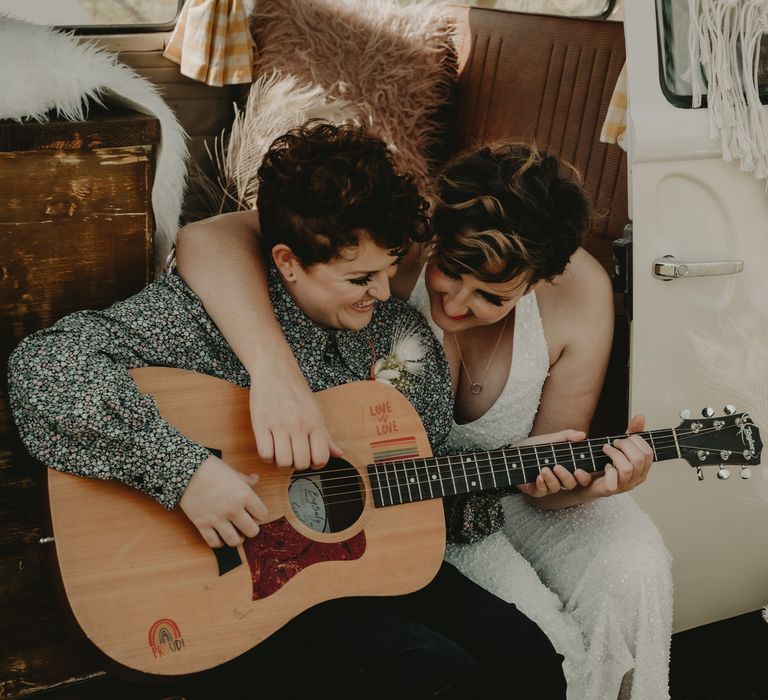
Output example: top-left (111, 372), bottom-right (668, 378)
top-left (148, 618), bottom-right (185, 658)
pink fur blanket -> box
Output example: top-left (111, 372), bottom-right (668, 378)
top-left (249, 0), bottom-right (458, 194)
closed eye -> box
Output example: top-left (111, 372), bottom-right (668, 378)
top-left (349, 274), bottom-right (374, 286)
top-left (477, 290), bottom-right (505, 306)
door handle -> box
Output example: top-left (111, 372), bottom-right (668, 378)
top-left (652, 255), bottom-right (744, 280)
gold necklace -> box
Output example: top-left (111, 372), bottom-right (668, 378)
top-left (451, 314), bottom-right (510, 395)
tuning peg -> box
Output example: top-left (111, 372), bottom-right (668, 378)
top-left (724, 405), bottom-right (736, 415)
top-left (680, 409), bottom-right (692, 420)
top-left (702, 407), bottom-right (715, 417)
top-left (717, 467), bottom-right (731, 480)
top-left (696, 467), bottom-right (704, 481)
top-left (741, 467), bottom-right (752, 480)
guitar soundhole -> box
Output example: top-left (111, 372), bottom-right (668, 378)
top-left (288, 456), bottom-right (364, 533)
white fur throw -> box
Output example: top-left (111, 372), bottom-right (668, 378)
top-left (249, 0), bottom-right (458, 195)
top-left (0, 14), bottom-right (188, 272)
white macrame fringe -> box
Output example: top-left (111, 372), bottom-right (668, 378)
top-left (684, 0), bottom-right (768, 187)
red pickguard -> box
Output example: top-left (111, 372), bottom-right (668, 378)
top-left (242, 516), bottom-right (366, 600)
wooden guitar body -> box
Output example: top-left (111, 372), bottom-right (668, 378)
top-left (47, 368), bottom-right (445, 676)
top-left (47, 368), bottom-right (764, 678)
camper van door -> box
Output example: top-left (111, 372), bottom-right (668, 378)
top-left (624, 0), bottom-right (768, 632)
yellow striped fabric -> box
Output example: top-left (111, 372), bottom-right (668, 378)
top-left (600, 63), bottom-right (627, 149)
top-left (163, 0), bottom-right (255, 87)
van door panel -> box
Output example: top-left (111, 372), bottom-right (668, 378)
top-left (625, 0), bottom-right (768, 632)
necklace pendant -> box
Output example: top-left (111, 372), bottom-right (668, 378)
top-left (470, 382), bottom-right (483, 394)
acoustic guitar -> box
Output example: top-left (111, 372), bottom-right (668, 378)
top-left (46, 367), bottom-right (763, 676)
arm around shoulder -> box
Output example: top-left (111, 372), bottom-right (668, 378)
top-left (175, 213), bottom-right (341, 470)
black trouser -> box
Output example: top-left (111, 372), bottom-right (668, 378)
top-left (182, 562), bottom-right (566, 698)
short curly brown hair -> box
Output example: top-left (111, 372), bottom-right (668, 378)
top-left (257, 121), bottom-right (431, 265)
top-left (430, 143), bottom-right (591, 285)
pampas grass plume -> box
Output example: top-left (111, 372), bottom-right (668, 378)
top-left (198, 70), bottom-right (358, 212)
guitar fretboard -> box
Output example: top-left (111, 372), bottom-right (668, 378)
top-left (367, 430), bottom-right (679, 507)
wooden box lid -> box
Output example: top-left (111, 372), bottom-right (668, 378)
top-left (0, 104), bottom-right (161, 152)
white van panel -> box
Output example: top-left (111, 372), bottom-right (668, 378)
top-left (625, 0), bottom-right (768, 632)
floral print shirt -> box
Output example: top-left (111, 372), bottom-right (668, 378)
top-left (8, 267), bottom-right (454, 514)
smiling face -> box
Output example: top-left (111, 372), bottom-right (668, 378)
top-left (424, 260), bottom-right (531, 332)
top-left (273, 232), bottom-right (400, 331)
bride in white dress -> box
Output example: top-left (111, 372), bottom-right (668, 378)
top-left (174, 142), bottom-right (673, 700)
top-left (408, 262), bottom-right (671, 699)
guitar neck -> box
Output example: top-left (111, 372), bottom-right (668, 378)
top-left (368, 429), bottom-right (679, 507)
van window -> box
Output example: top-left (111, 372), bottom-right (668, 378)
top-left (435, 0), bottom-right (617, 18)
top-left (657, 0), bottom-right (768, 107)
top-left (0, 0), bottom-right (181, 29)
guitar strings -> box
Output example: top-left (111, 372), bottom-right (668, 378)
top-left (259, 433), bottom-right (756, 511)
top-left (249, 424), bottom-right (749, 490)
top-left (240, 424), bottom-right (756, 506)
top-left (283, 441), bottom-right (758, 511)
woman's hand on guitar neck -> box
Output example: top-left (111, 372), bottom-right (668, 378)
top-left (586, 414), bottom-right (653, 498)
top-left (515, 429), bottom-right (590, 500)
top-left (179, 455), bottom-right (269, 548)
top-left (517, 416), bottom-right (654, 509)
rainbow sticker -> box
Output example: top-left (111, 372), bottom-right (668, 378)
top-left (370, 436), bottom-right (420, 462)
top-left (148, 618), bottom-right (185, 658)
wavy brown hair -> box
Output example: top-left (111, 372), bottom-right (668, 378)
top-left (430, 143), bottom-right (591, 285)
top-left (257, 121), bottom-right (431, 265)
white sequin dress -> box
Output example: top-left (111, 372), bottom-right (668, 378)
top-left (410, 271), bottom-right (673, 700)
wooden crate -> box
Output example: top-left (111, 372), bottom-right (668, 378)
top-left (0, 106), bottom-right (184, 698)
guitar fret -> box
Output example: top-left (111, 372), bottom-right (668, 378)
top-left (434, 461), bottom-right (447, 497)
top-left (404, 460), bottom-right (416, 502)
top-left (445, 456), bottom-right (457, 496)
top-left (568, 441), bottom-right (577, 472)
top-left (532, 444), bottom-right (542, 477)
top-left (576, 443), bottom-right (589, 470)
top-left (517, 446), bottom-right (528, 483)
top-left (414, 459), bottom-right (425, 501)
top-left (512, 450), bottom-right (523, 485)
top-left (424, 457), bottom-right (438, 498)
top-left (425, 460), bottom-right (435, 499)
top-left (589, 440), bottom-right (597, 472)
top-left (393, 461), bottom-right (405, 505)
top-left (395, 461), bottom-right (405, 503)
top-left (381, 462), bottom-right (395, 505)
top-left (471, 455), bottom-right (482, 489)
top-left (487, 451), bottom-right (498, 489)
top-left (460, 454), bottom-right (471, 492)
top-left (646, 431), bottom-right (656, 458)
top-left (605, 438), bottom-right (614, 470)
top-left (671, 429), bottom-right (682, 459)
top-left (370, 464), bottom-right (384, 507)
top-left (502, 449), bottom-right (512, 486)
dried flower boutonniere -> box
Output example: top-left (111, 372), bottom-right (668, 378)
top-left (372, 322), bottom-right (428, 392)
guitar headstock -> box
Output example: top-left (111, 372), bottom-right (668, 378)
top-left (676, 407), bottom-right (763, 480)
